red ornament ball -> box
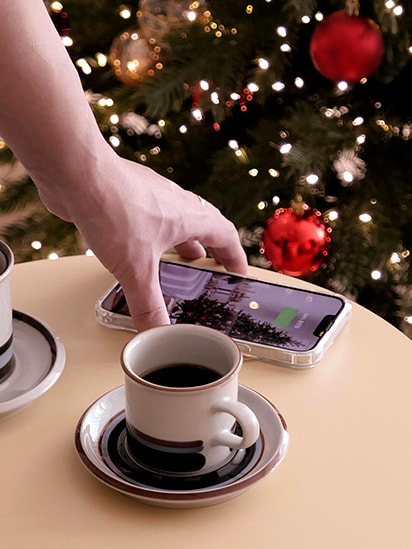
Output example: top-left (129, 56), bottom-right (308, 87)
top-left (309, 10), bottom-right (384, 82)
top-left (261, 207), bottom-right (332, 276)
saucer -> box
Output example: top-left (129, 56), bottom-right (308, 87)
top-left (0, 311), bottom-right (66, 418)
top-left (75, 385), bottom-right (289, 508)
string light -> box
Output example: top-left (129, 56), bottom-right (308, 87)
top-left (119, 5), bottom-right (132, 19)
top-left (352, 116), bottom-right (364, 126)
top-left (371, 270), bottom-right (382, 280)
top-left (359, 213), bottom-right (372, 223)
top-left (337, 81), bottom-right (349, 92)
top-left (279, 143), bottom-right (292, 154)
top-left (272, 81), bottom-right (285, 91)
top-left (109, 135), bottom-right (121, 147)
top-left (258, 58), bottom-right (270, 70)
top-left (328, 210), bottom-right (339, 221)
top-left (31, 241), bottom-right (42, 250)
top-left (306, 174), bottom-right (319, 184)
top-left (95, 53), bottom-right (107, 67)
top-left (76, 58), bottom-right (92, 75)
top-left (48, 252), bottom-right (59, 261)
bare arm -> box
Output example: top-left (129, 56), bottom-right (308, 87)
top-left (0, 0), bottom-right (247, 330)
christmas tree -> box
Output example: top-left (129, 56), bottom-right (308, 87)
top-left (0, 0), bottom-right (411, 337)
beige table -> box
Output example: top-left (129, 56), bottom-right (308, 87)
top-left (2, 254), bottom-right (412, 548)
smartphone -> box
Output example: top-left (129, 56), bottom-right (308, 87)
top-left (95, 259), bottom-right (351, 368)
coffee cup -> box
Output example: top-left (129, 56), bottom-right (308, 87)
top-left (121, 324), bottom-right (260, 477)
top-left (0, 241), bottom-right (15, 382)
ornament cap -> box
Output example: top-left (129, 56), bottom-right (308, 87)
top-left (346, 0), bottom-right (360, 16)
top-left (290, 195), bottom-right (306, 216)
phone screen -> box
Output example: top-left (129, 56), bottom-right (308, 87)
top-left (102, 261), bottom-right (346, 352)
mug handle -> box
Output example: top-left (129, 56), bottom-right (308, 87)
top-left (211, 400), bottom-right (260, 449)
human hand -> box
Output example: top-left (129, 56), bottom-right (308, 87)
top-left (40, 153), bottom-right (248, 331)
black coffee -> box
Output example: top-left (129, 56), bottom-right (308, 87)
top-left (142, 363), bottom-right (220, 388)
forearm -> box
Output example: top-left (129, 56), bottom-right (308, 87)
top-left (0, 0), bottom-right (113, 217)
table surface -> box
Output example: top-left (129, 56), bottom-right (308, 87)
top-left (2, 254), bottom-right (411, 549)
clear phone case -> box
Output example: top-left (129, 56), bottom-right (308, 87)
top-left (95, 261), bottom-right (352, 369)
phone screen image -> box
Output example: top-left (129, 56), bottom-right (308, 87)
top-left (102, 261), bottom-right (346, 352)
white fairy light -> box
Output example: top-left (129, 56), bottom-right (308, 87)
top-left (371, 270), bottom-right (382, 280)
top-left (186, 10), bottom-right (197, 22)
top-left (385, 0), bottom-right (395, 7)
top-left (301, 15), bottom-right (311, 24)
top-left (191, 107), bottom-right (203, 121)
top-left (405, 316), bottom-right (412, 325)
top-left (158, 119), bottom-right (166, 127)
top-left (257, 201), bottom-right (267, 210)
top-left (199, 80), bottom-right (209, 91)
top-left (48, 252), bottom-right (59, 261)
top-left (337, 81), bottom-right (349, 92)
top-left (268, 169), bottom-right (279, 177)
top-left (276, 26), bottom-right (287, 37)
top-left (328, 210), bottom-right (339, 221)
top-left (228, 140), bottom-right (239, 150)
top-left (210, 92), bottom-right (220, 104)
top-left (279, 143), bottom-right (292, 154)
top-left (315, 12), bottom-right (324, 21)
top-left (76, 58), bottom-right (92, 75)
top-left (62, 36), bottom-right (73, 47)
top-left (306, 174), bottom-right (319, 185)
top-left (294, 77), bottom-right (304, 88)
top-left (110, 114), bottom-right (119, 124)
top-left (272, 195), bottom-right (280, 206)
top-left (248, 82), bottom-right (259, 93)
top-left (258, 58), bottom-right (270, 70)
top-left (343, 171), bottom-right (354, 183)
top-left (280, 43), bottom-right (292, 53)
top-left (85, 249), bottom-right (94, 256)
top-left (230, 92), bottom-right (241, 100)
top-left (393, 5), bottom-right (403, 16)
top-left (352, 116), bottom-right (364, 126)
top-left (95, 53), bottom-right (107, 67)
top-left (249, 169), bottom-right (259, 177)
top-left (31, 240), bottom-right (42, 250)
top-left (390, 252), bottom-right (401, 264)
top-left (109, 135), bottom-right (121, 148)
top-left (359, 213), bottom-right (372, 223)
top-left (119, 6), bottom-right (132, 18)
top-left (356, 134), bottom-right (366, 144)
top-left (272, 81), bottom-right (285, 91)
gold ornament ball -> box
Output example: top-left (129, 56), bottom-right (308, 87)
top-left (109, 28), bottom-right (156, 87)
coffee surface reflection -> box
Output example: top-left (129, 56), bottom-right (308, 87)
top-left (142, 363), bottom-right (220, 388)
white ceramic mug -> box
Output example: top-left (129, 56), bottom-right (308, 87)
top-left (0, 241), bottom-right (14, 382)
top-left (121, 324), bottom-right (260, 477)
